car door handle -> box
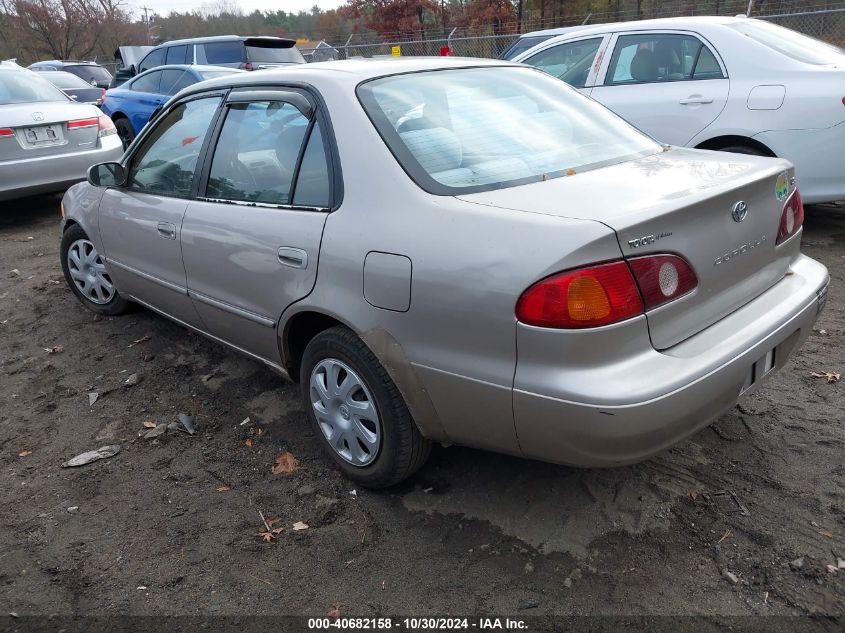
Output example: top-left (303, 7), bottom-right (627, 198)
top-left (277, 247), bottom-right (307, 269)
top-left (157, 222), bottom-right (176, 240)
top-left (679, 96), bottom-right (714, 105)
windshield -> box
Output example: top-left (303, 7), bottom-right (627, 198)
top-left (729, 20), bottom-right (845, 65)
top-left (499, 35), bottom-right (553, 60)
top-left (245, 43), bottom-right (304, 64)
top-left (0, 71), bottom-right (69, 104)
top-left (357, 66), bottom-right (659, 194)
top-left (43, 72), bottom-right (91, 89)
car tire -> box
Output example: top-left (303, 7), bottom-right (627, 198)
top-left (300, 326), bottom-right (432, 488)
top-left (717, 145), bottom-right (767, 157)
top-left (114, 117), bottom-right (135, 149)
top-left (60, 224), bottom-right (131, 316)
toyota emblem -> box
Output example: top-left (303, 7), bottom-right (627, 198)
top-left (31, 112), bottom-right (45, 121)
top-left (731, 201), bottom-right (748, 223)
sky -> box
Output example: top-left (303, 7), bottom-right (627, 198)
top-left (129, 0), bottom-right (345, 18)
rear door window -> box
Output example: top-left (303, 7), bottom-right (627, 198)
top-left (606, 33), bottom-right (724, 84)
top-left (161, 69), bottom-right (196, 95)
top-left (166, 45), bottom-right (188, 64)
top-left (206, 100), bottom-right (316, 205)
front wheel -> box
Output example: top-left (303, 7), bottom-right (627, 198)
top-left (60, 224), bottom-right (130, 316)
top-left (300, 326), bottom-right (431, 488)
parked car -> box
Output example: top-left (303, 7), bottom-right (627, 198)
top-left (60, 58), bottom-right (828, 487)
top-left (38, 71), bottom-right (105, 106)
top-left (514, 15), bottom-right (845, 203)
top-left (110, 46), bottom-right (155, 89)
top-left (111, 35), bottom-right (305, 88)
top-left (101, 64), bottom-right (244, 148)
top-left (28, 60), bottom-right (113, 89)
top-left (0, 61), bottom-right (122, 201)
top-left (499, 25), bottom-right (592, 60)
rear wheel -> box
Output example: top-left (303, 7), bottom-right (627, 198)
top-left (60, 224), bottom-right (130, 316)
top-left (114, 117), bottom-right (134, 149)
top-left (300, 326), bottom-right (431, 488)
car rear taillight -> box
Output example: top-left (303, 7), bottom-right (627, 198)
top-left (627, 254), bottom-right (698, 310)
top-left (776, 188), bottom-right (804, 245)
top-left (97, 114), bottom-right (117, 137)
top-left (516, 261), bottom-right (644, 328)
top-left (0, 128), bottom-right (14, 137)
top-left (67, 117), bottom-right (98, 129)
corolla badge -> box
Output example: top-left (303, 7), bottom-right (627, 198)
top-left (731, 200), bottom-right (748, 223)
top-left (31, 111), bottom-right (45, 121)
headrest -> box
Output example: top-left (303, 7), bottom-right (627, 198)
top-left (399, 127), bottom-right (463, 173)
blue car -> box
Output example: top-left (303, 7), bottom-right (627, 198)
top-left (102, 64), bottom-right (242, 148)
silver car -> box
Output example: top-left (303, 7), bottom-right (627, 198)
top-left (1, 62), bottom-right (123, 201)
top-left (59, 58), bottom-right (829, 488)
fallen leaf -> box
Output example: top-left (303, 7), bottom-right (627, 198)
top-left (244, 437), bottom-right (253, 448)
top-left (272, 451), bottom-right (299, 476)
top-left (265, 516), bottom-right (282, 528)
top-left (717, 528), bottom-right (732, 544)
top-left (128, 335), bottom-right (151, 348)
top-left (327, 604), bottom-right (342, 621)
top-left (18, 450), bottom-right (32, 457)
top-left (62, 445), bottom-right (120, 467)
top-left (44, 345), bottom-right (64, 354)
top-left (216, 485), bottom-right (230, 492)
top-left (687, 490), bottom-right (698, 500)
top-left (142, 420), bottom-right (157, 429)
top-left (292, 521), bottom-right (309, 531)
top-left (257, 527), bottom-right (284, 542)
top-left (819, 530), bottom-right (834, 538)
top-left (811, 371), bottom-right (841, 383)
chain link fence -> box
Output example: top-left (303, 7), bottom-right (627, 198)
top-left (330, 4), bottom-right (845, 61)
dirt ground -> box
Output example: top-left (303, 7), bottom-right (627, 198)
top-left (1, 194), bottom-right (843, 624)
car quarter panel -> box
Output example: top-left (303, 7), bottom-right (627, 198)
top-left (281, 77), bottom-right (624, 450)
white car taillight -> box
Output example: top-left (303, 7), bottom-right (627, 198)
top-left (97, 114), bottom-right (117, 138)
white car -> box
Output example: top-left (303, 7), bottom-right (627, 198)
top-left (514, 16), bottom-right (845, 204)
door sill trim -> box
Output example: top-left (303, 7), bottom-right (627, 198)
top-left (188, 290), bottom-right (276, 328)
top-left (126, 294), bottom-right (289, 378)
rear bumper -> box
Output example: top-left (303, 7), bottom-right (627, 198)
top-left (513, 254), bottom-right (829, 467)
top-left (0, 135), bottom-right (122, 202)
top-left (753, 122), bottom-right (845, 204)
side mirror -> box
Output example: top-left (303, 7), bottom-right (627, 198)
top-left (87, 162), bottom-right (126, 188)
top-left (129, 64), bottom-right (137, 76)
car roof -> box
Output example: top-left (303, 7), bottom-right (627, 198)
top-left (160, 34), bottom-right (297, 47)
top-left (174, 57), bottom-right (519, 99)
top-left (521, 24), bottom-right (595, 37)
top-left (135, 64), bottom-right (240, 74)
top-left (522, 15), bottom-right (748, 40)
top-left (31, 60), bottom-right (103, 66)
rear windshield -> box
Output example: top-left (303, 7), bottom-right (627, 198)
top-left (728, 20), bottom-right (845, 65)
top-left (499, 35), bottom-right (553, 60)
top-left (43, 72), bottom-right (91, 89)
top-left (66, 65), bottom-right (113, 81)
top-left (245, 43), bottom-right (304, 64)
top-left (0, 71), bottom-right (68, 104)
top-left (357, 66), bottom-right (658, 194)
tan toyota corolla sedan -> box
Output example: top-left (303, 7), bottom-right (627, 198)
top-left (60, 58), bottom-right (829, 487)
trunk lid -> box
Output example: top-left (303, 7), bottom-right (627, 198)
top-left (0, 102), bottom-right (100, 162)
top-left (458, 147), bottom-right (798, 349)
